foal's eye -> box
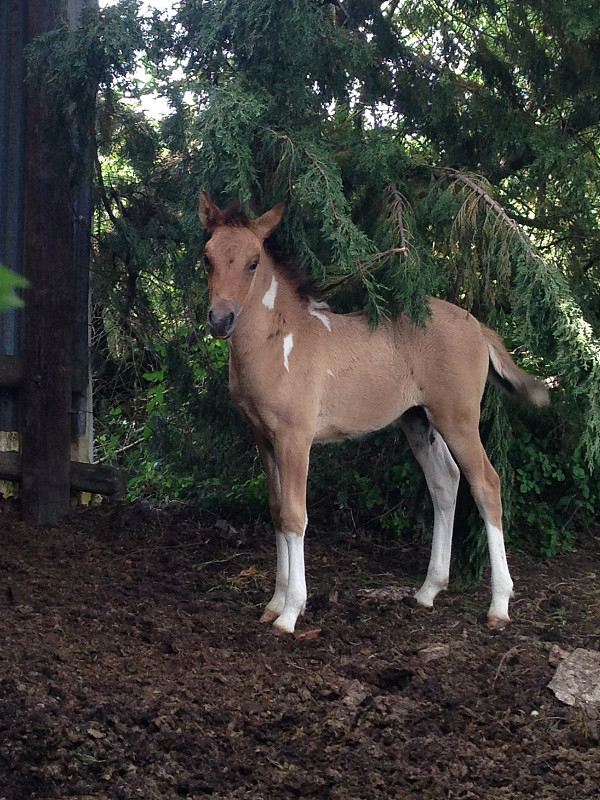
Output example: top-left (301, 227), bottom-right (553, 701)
top-left (248, 259), bottom-right (259, 272)
top-left (203, 256), bottom-right (213, 275)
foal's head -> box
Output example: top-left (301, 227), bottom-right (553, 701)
top-left (199, 192), bottom-right (285, 339)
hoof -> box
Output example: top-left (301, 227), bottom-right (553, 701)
top-left (488, 616), bottom-right (510, 631)
top-left (259, 607), bottom-right (281, 624)
top-left (402, 595), bottom-right (421, 610)
top-left (272, 619), bottom-right (295, 635)
top-left (416, 600), bottom-right (436, 613)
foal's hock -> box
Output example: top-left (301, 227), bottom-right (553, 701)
top-left (199, 192), bottom-right (549, 634)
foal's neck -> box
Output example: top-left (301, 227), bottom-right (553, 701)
top-left (239, 254), bottom-right (301, 338)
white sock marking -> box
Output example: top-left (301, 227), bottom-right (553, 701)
top-left (413, 433), bottom-right (459, 608)
top-left (283, 333), bottom-right (294, 372)
top-left (273, 529), bottom-right (307, 633)
top-left (486, 522), bottom-right (513, 621)
top-left (308, 298), bottom-right (332, 331)
top-left (262, 276), bottom-right (278, 309)
top-left (264, 529), bottom-right (289, 617)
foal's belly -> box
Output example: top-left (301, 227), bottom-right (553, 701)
top-left (314, 371), bottom-right (419, 443)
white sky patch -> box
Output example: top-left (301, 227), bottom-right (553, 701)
top-left (283, 333), bottom-right (294, 372)
top-left (99, 0), bottom-right (175, 12)
top-left (98, 0), bottom-right (190, 120)
top-left (262, 276), bottom-right (278, 310)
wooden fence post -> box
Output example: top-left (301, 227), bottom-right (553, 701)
top-left (1, 0), bottom-right (124, 514)
top-left (20, 0), bottom-right (84, 524)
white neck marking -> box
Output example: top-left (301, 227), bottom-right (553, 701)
top-left (283, 333), bottom-right (294, 372)
top-left (308, 298), bottom-right (332, 331)
top-left (262, 275), bottom-right (278, 310)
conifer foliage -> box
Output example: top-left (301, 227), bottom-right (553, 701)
top-left (27, 0), bottom-right (600, 559)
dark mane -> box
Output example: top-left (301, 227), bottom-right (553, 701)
top-left (222, 202), bottom-right (252, 227)
top-left (266, 240), bottom-right (316, 301)
top-left (221, 201), bottom-right (317, 301)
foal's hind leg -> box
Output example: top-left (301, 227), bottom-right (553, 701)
top-left (400, 409), bottom-right (460, 609)
top-left (431, 414), bottom-right (513, 629)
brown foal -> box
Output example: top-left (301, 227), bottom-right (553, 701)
top-left (199, 192), bottom-right (549, 634)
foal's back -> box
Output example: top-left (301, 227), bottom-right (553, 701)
top-left (312, 297), bottom-right (489, 444)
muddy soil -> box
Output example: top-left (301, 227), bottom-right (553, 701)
top-left (0, 501), bottom-right (599, 799)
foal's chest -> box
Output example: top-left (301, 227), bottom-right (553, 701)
top-left (228, 358), bottom-right (280, 434)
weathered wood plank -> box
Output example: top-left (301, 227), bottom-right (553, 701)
top-left (69, 461), bottom-right (126, 497)
top-left (0, 451), bottom-right (126, 496)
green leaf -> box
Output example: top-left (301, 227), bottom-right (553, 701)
top-left (0, 264), bottom-right (28, 312)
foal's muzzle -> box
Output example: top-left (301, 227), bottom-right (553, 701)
top-left (207, 307), bottom-right (237, 339)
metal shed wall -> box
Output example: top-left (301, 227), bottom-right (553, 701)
top-left (0, 0), bottom-right (27, 432)
top-left (0, 0), bottom-right (94, 439)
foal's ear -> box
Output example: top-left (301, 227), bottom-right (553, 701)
top-left (251, 201), bottom-right (285, 241)
top-left (199, 191), bottom-right (225, 232)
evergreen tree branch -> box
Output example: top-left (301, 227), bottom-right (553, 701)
top-left (92, 127), bottom-right (121, 231)
top-left (441, 167), bottom-right (522, 239)
top-left (303, 148), bottom-right (343, 223)
top-left (505, 212), bottom-right (563, 232)
top-left (319, 248), bottom-right (408, 297)
top-left (436, 166), bottom-right (600, 471)
top-left (383, 0), bottom-right (402, 20)
top-left (389, 184), bottom-right (409, 256)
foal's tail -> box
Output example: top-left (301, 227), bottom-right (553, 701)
top-left (482, 325), bottom-right (550, 407)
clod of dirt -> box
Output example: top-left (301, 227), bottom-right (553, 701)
top-left (341, 679), bottom-right (370, 709)
top-left (357, 585), bottom-right (412, 601)
top-left (293, 628), bottom-right (322, 642)
top-left (419, 643), bottom-right (451, 663)
top-left (548, 643), bottom-right (570, 667)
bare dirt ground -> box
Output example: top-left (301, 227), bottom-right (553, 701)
top-left (1, 501), bottom-right (599, 799)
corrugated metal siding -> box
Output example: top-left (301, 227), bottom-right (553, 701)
top-left (73, 181), bottom-right (93, 438)
top-left (0, 0), bottom-right (27, 431)
top-left (0, 0), bottom-right (94, 436)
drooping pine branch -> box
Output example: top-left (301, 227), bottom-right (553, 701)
top-left (438, 166), bottom-right (600, 472)
top-left (389, 184), bottom-right (409, 257)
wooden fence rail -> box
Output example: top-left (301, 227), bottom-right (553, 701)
top-left (0, 451), bottom-right (125, 497)
top-left (0, 351), bottom-right (126, 498)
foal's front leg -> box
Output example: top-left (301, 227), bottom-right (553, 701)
top-left (260, 434), bottom-right (311, 634)
top-left (255, 435), bottom-right (288, 624)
